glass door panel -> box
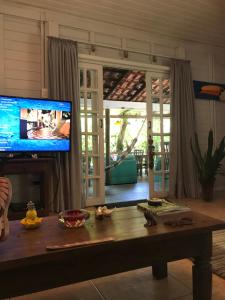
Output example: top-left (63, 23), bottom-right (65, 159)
top-left (152, 97), bottom-right (160, 114)
top-left (79, 63), bottom-right (104, 206)
top-left (152, 117), bottom-right (161, 133)
top-left (146, 73), bottom-right (171, 197)
top-left (154, 174), bottom-right (163, 192)
top-left (87, 92), bottom-right (98, 111)
top-left (152, 135), bottom-right (161, 152)
top-left (163, 118), bottom-right (170, 134)
top-left (163, 98), bottom-right (171, 114)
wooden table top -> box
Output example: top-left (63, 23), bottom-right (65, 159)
top-left (0, 207), bottom-right (225, 270)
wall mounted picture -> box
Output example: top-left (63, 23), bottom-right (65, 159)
top-left (193, 80), bottom-right (225, 101)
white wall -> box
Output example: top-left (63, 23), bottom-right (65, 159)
top-left (0, 6), bottom-right (42, 97)
top-left (0, 1), bottom-right (225, 192)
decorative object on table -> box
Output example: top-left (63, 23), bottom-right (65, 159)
top-left (144, 210), bottom-right (158, 227)
top-left (148, 135), bottom-right (155, 170)
top-left (20, 201), bottom-right (42, 229)
top-left (138, 199), bottom-right (190, 217)
top-left (148, 198), bottom-right (162, 206)
top-left (191, 129), bottom-right (225, 201)
top-left (193, 80), bottom-right (225, 101)
top-left (46, 237), bottom-right (115, 251)
top-left (95, 206), bottom-right (114, 220)
top-left (0, 177), bottom-right (12, 241)
top-left (58, 209), bottom-right (90, 228)
top-left (164, 217), bottom-right (193, 227)
top-left (95, 207), bottom-right (104, 220)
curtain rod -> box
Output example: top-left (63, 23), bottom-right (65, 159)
top-left (47, 36), bottom-right (188, 62)
top-left (78, 41), bottom-right (188, 62)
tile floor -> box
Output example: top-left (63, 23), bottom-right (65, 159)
top-left (10, 196), bottom-right (225, 300)
top-left (105, 176), bottom-right (149, 204)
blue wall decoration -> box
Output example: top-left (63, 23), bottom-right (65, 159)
top-left (193, 80), bottom-right (225, 101)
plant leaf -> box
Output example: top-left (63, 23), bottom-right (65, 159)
top-left (191, 130), bottom-right (225, 182)
top-left (206, 129), bottom-right (213, 162)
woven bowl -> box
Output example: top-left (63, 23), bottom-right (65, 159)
top-left (58, 209), bottom-right (90, 228)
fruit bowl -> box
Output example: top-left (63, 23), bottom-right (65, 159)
top-left (58, 209), bottom-right (90, 228)
top-left (20, 217), bottom-right (43, 229)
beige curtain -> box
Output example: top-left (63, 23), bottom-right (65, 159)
top-left (48, 37), bottom-right (82, 211)
top-left (169, 60), bottom-right (199, 198)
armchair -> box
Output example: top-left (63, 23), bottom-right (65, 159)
top-left (106, 155), bottom-right (137, 185)
top-left (0, 177), bottom-right (12, 241)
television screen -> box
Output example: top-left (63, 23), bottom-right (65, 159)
top-left (0, 95), bottom-right (72, 152)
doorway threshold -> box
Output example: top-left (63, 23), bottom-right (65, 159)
top-left (106, 199), bottom-right (147, 208)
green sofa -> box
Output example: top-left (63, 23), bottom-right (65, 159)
top-left (106, 154), bottom-right (137, 185)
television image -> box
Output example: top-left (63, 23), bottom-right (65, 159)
top-left (0, 96), bottom-right (72, 152)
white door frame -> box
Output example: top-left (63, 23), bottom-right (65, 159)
top-left (79, 54), bottom-right (170, 204)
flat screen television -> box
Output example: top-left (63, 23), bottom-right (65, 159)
top-left (0, 95), bottom-right (72, 153)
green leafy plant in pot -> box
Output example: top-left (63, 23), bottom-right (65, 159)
top-left (191, 129), bottom-right (225, 201)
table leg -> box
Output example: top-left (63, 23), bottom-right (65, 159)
top-left (152, 262), bottom-right (168, 279)
top-left (192, 257), bottom-right (212, 300)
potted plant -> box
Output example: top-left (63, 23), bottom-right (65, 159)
top-left (191, 129), bottom-right (225, 201)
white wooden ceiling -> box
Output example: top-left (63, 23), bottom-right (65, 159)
top-left (8, 0), bottom-right (225, 47)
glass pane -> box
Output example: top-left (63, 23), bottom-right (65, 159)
top-left (81, 154), bottom-right (86, 175)
top-left (81, 135), bottom-right (86, 152)
top-left (80, 69), bottom-right (84, 88)
top-left (87, 115), bottom-right (92, 133)
top-left (88, 156), bottom-right (99, 176)
top-left (163, 98), bottom-right (171, 114)
top-left (80, 92), bottom-right (85, 110)
top-left (154, 174), bottom-right (162, 192)
top-left (87, 179), bottom-right (93, 197)
top-left (163, 98), bottom-right (170, 104)
top-left (87, 69), bottom-right (97, 88)
top-left (151, 78), bottom-right (160, 95)
top-left (163, 118), bottom-right (170, 133)
top-left (163, 104), bottom-right (170, 115)
top-left (80, 113), bottom-right (85, 132)
top-left (165, 173), bottom-right (169, 192)
top-left (87, 113), bottom-right (98, 133)
top-left (163, 79), bottom-right (170, 96)
top-left (87, 179), bottom-right (99, 197)
top-left (87, 135), bottom-right (99, 155)
top-left (152, 98), bottom-right (160, 114)
top-left (152, 117), bottom-right (161, 133)
top-left (88, 156), bottom-right (93, 176)
top-left (87, 92), bottom-right (98, 111)
top-left (164, 155), bottom-right (170, 171)
top-left (152, 136), bottom-right (161, 152)
top-left (164, 136), bottom-right (170, 152)
top-left (154, 155), bottom-right (162, 171)
top-left (82, 178), bottom-right (87, 199)
top-left (164, 136), bottom-right (170, 171)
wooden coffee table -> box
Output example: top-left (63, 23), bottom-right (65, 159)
top-left (0, 206), bottom-right (224, 300)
